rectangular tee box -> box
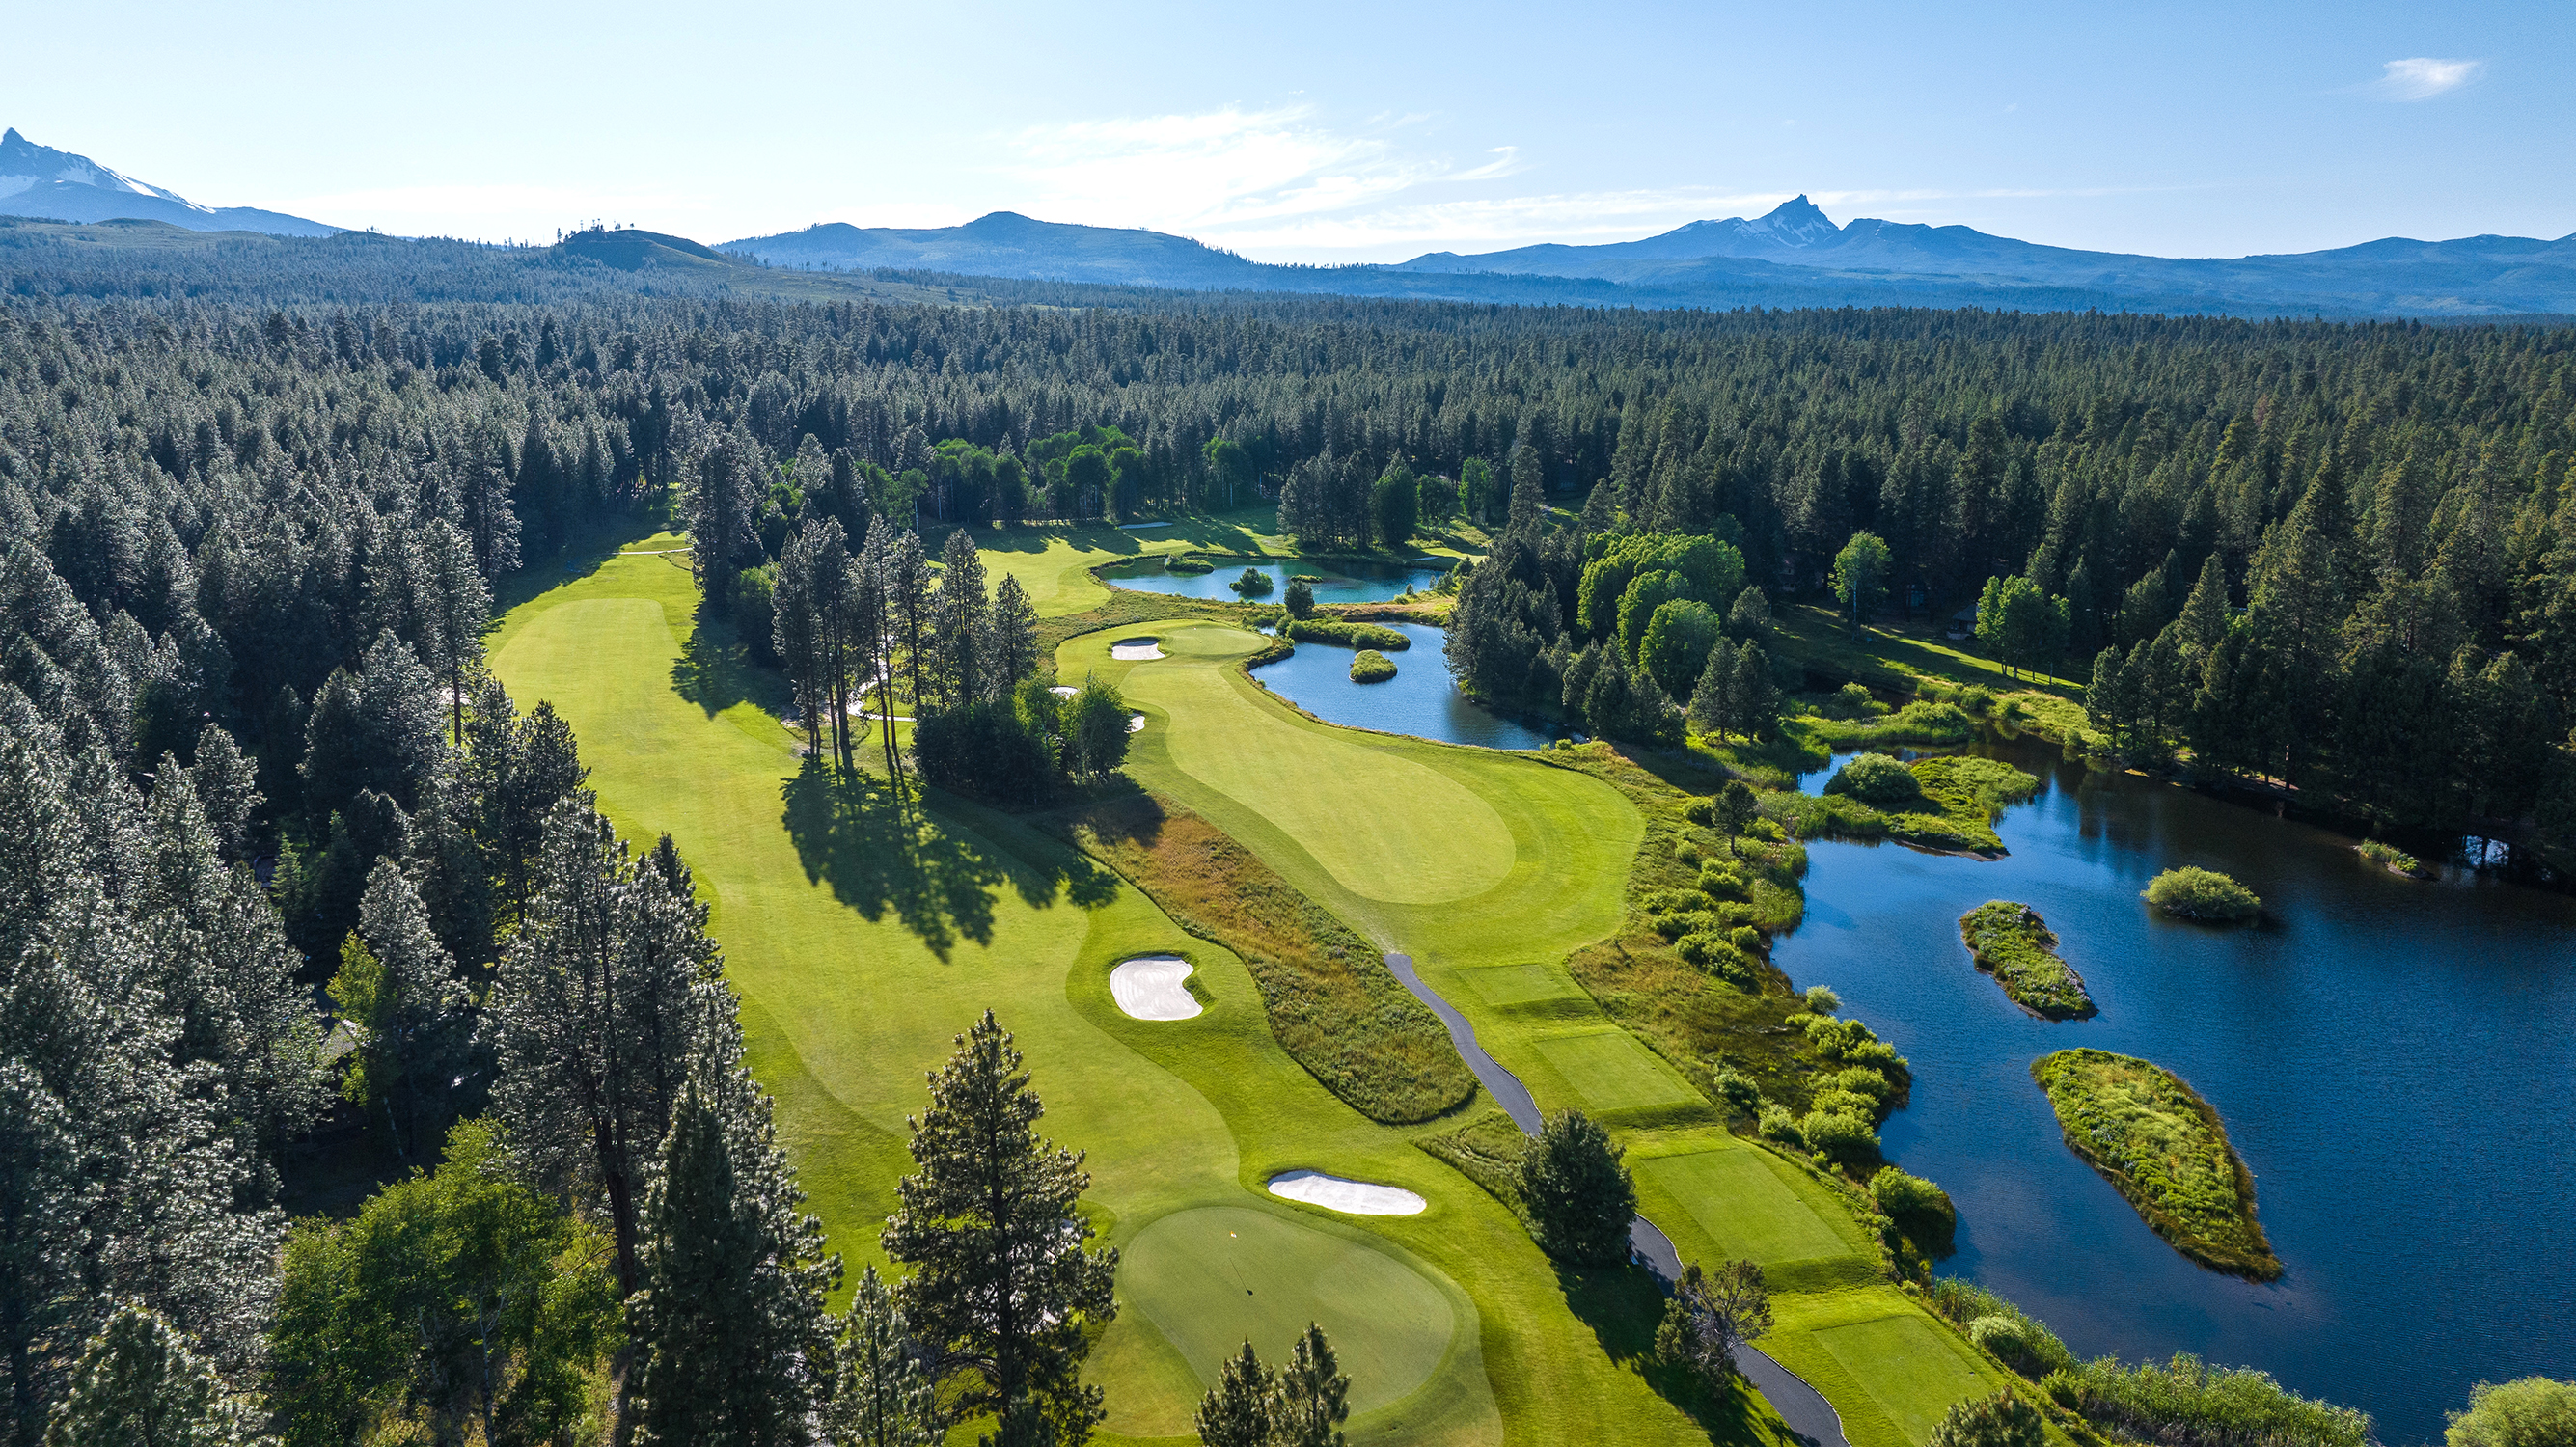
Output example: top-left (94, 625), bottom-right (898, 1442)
top-left (1530, 1029), bottom-right (1699, 1112)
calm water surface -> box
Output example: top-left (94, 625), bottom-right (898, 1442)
top-left (1104, 556), bottom-right (1448, 603)
top-left (1249, 622), bottom-right (1556, 751)
top-left (1775, 735), bottom-right (2576, 1441)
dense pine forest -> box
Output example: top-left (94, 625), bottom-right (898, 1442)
top-left (0, 281), bottom-right (2570, 1443)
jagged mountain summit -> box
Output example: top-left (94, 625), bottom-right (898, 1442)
top-left (0, 128), bottom-right (336, 236)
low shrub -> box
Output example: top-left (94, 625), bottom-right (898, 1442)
top-left (1698, 862), bottom-right (1749, 900)
top-left (2145, 866), bottom-right (2262, 922)
top-left (2358, 838), bottom-right (2424, 875)
top-left (2053, 1352), bottom-right (2370, 1447)
top-left (1824, 751), bottom-right (1924, 806)
top-left (1959, 685), bottom-right (1996, 715)
top-left (1803, 984), bottom-right (1842, 1014)
top-left (1927, 1278), bottom-right (2071, 1379)
top-left (1825, 1067), bottom-right (1888, 1102)
top-left (1809, 1087), bottom-right (1878, 1120)
top-left (1674, 841), bottom-right (1702, 866)
top-left (1726, 924), bottom-right (1763, 955)
top-left (1757, 1104), bottom-right (1804, 1147)
top-left (1926, 1389), bottom-right (2045, 1447)
top-left (1285, 617), bottom-right (1409, 650)
top-left (1713, 1070), bottom-right (1764, 1115)
top-left (1350, 649), bottom-right (1397, 683)
top-left (2447, 1377), bottom-right (2576, 1447)
top-left (1229, 566), bottom-right (1274, 595)
top-left (1800, 1109), bottom-right (1878, 1161)
top-left (1676, 933), bottom-right (1758, 988)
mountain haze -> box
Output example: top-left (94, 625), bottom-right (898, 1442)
top-left (726, 196), bottom-right (2576, 317)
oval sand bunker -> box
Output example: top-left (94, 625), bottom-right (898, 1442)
top-left (1267, 1170), bottom-right (1426, 1215)
top-left (1110, 637), bottom-right (1164, 660)
top-left (1110, 955), bottom-right (1202, 1021)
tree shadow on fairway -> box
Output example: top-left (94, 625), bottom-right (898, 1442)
top-left (779, 761), bottom-right (1116, 960)
top-left (671, 602), bottom-right (791, 720)
top-left (1555, 1264), bottom-right (1783, 1442)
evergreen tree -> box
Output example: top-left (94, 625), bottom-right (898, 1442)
top-left (773, 521), bottom-right (828, 759)
top-left (936, 530), bottom-right (992, 710)
top-left (1687, 637), bottom-right (1742, 740)
top-left (1726, 585), bottom-right (1770, 640)
top-left (883, 1012), bottom-right (1118, 1445)
top-left (1727, 642), bottom-right (1782, 742)
top-left (2175, 552), bottom-right (2232, 661)
top-left (42, 1302), bottom-right (262, 1447)
top-left (1655, 1259), bottom-right (1773, 1389)
top-left (628, 1056), bottom-right (837, 1447)
top-left (418, 518), bottom-right (491, 742)
top-left (1272, 1324), bottom-right (1351, 1447)
top-left (826, 1267), bottom-right (943, 1447)
top-left (329, 859), bottom-right (471, 1165)
top-left (987, 575), bottom-right (1041, 698)
top-left (1193, 1343), bottom-right (1274, 1447)
top-left (1516, 1110), bottom-right (1636, 1266)
top-left (488, 801), bottom-right (721, 1297)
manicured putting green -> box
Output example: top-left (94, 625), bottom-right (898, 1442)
top-left (1455, 962), bottom-right (1585, 1007)
top-left (1529, 1029), bottom-right (1700, 1111)
top-left (1812, 1316), bottom-right (1991, 1444)
top-left (1637, 1149), bottom-right (1850, 1265)
top-left (1144, 639), bottom-right (1516, 906)
top-left (1119, 1207), bottom-right (1456, 1417)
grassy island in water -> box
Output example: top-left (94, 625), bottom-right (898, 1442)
top-left (2032, 1049), bottom-right (2280, 1280)
top-left (1958, 902), bottom-right (2096, 1019)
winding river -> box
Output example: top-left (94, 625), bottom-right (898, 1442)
top-left (1777, 734), bottom-right (2576, 1441)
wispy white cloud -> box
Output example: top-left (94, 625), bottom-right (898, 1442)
top-left (2366, 57), bottom-right (2483, 101)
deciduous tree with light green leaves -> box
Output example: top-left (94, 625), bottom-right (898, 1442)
top-left (1974, 574), bottom-right (2071, 681)
top-left (1655, 1259), bottom-right (1772, 1389)
top-left (1832, 531), bottom-right (1893, 634)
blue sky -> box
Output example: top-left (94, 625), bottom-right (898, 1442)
top-left (17, 0), bottom-right (2572, 260)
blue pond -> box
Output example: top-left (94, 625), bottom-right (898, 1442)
top-left (1777, 734), bottom-right (2576, 1440)
top-left (1247, 622), bottom-right (1556, 751)
top-left (1102, 555), bottom-right (1449, 604)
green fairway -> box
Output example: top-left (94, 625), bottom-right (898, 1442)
top-left (495, 532), bottom-right (1787, 1447)
top-left (1813, 1316), bottom-right (1995, 1443)
top-left (1120, 1207), bottom-right (1456, 1418)
top-left (1075, 616), bottom-right (2020, 1447)
top-left (1454, 963), bottom-right (1586, 1008)
top-left (1528, 1030), bottom-right (1701, 1112)
top-left (1635, 1149), bottom-right (1853, 1265)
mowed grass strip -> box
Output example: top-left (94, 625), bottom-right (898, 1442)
top-left (1455, 962), bottom-right (1586, 1007)
top-left (1811, 1315), bottom-right (1995, 1445)
top-left (1120, 1207), bottom-right (1457, 1419)
top-left (1634, 1149), bottom-right (1852, 1266)
top-left (1529, 1029), bottom-right (1702, 1113)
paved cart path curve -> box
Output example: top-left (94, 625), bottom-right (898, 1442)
top-left (1386, 952), bottom-right (1852, 1447)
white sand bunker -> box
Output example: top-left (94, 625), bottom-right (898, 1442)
top-left (1110, 637), bottom-right (1164, 660)
top-left (1050, 685), bottom-right (1080, 697)
top-left (1128, 713), bottom-right (1147, 732)
top-left (1267, 1170), bottom-right (1427, 1215)
top-left (1110, 956), bottom-right (1202, 1021)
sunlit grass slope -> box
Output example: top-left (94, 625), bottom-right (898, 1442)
top-left (492, 534), bottom-right (1781, 1446)
top-left (1082, 619), bottom-right (2018, 1447)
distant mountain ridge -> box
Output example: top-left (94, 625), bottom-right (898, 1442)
top-left (0, 128), bottom-right (337, 236)
top-left (727, 196), bottom-right (2576, 317)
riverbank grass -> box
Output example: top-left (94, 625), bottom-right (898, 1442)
top-left (2031, 1049), bottom-right (2281, 1280)
top-left (1958, 902), bottom-right (2096, 1020)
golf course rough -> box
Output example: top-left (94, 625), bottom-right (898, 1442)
top-left (1071, 616), bottom-right (2020, 1447)
top-left (494, 531), bottom-right (1778, 1447)
top-left (1109, 955), bottom-right (1203, 1021)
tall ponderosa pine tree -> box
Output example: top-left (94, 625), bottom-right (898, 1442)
top-left (329, 859), bottom-right (472, 1165)
top-left (627, 1053), bottom-right (836, 1447)
top-left (1192, 1343), bottom-right (1274, 1447)
top-left (1516, 1109), bottom-right (1636, 1266)
top-left (826, 1267), bottom-right (943, 1447)
top-left (1273, 1324), bottom-right (1352, 1447)
top-left (488, 801), bottom-right (721, 1297)
top-left (935, 529), bottom-right (990, 710)
top-left (883, 1012), bottom-right (1118, 1445)
top-left (988, 575), bottom-right (1041, 695)
top-left (42, 1302), bottom-right (263, 1447)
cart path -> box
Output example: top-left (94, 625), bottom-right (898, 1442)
top-left (1386, 952), bottom-right (1852, 1447)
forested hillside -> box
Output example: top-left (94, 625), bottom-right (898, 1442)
top-left (0, 285), bottom-right (2570, 1440)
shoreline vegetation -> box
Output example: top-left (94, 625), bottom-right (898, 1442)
top-left (1958, 902), bottom-right (2097, 1020)
top-left (1770, 751), bottom-right (2041, 856)
top-left (2031, 1049), bottom-right (2282, 1281)
top-left (2145, 866), bottom-right (2264, 923)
